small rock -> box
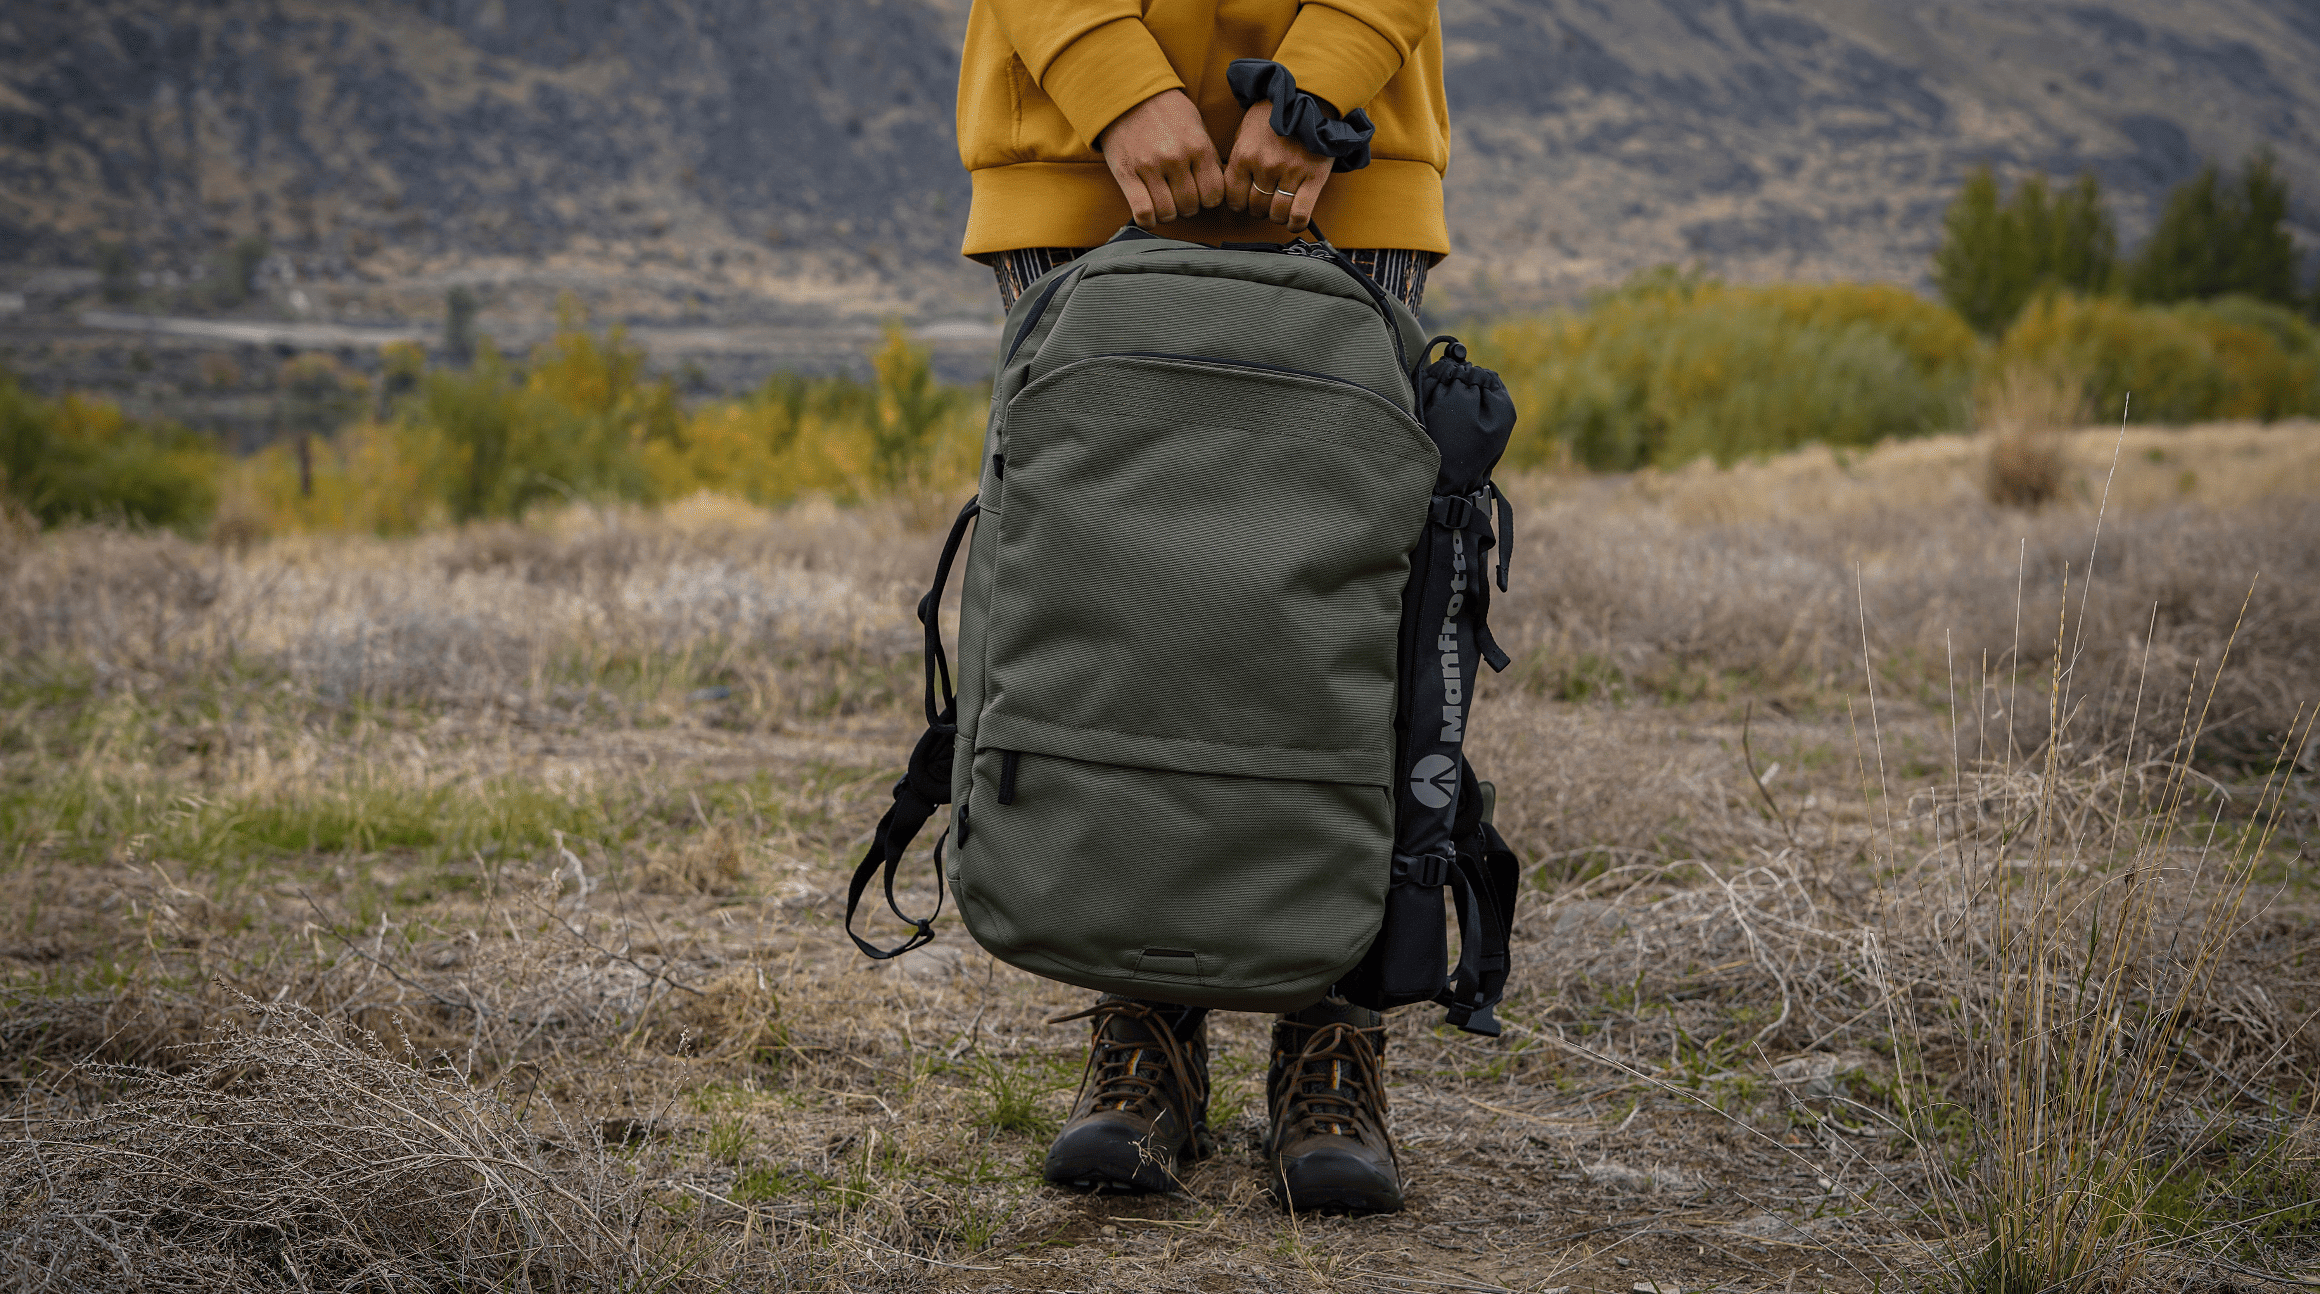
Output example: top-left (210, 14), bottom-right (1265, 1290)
top-left (1771, 1051), bottom-right (1842, 1097)
top-left (1631, 1282), bottom-right (1680, 1294)
top-left (1613, 1255), bottom-right (1631, 1268)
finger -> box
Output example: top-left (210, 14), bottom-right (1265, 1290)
top-left (1114, 161), bottom-right (1156, 229)
top-left (1194, 146), bottom-right (1227, 210)
top-left (1164, 161), bottom-right (1202, 224)
top-left (1143, 168), bottom-right (1179, 226)
top-left (1268, 179), bottom-right (1296, 227)
top-left (1224, 154), bottom-right (1257, 212)
top-left (1287, 170), bottom-right (1327, 233)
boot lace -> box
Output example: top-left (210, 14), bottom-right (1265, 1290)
top-left (1271, 1021), bottom-right (1392, 1156)
top-left (1048, 1000), bottom-right (1207, 1126)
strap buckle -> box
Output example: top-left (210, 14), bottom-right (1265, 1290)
top-left (1395, 851), bottom-right (1453, 888)
top-left (1430, 495), bottom-right (1472, 529)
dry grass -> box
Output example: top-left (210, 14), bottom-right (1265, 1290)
top-left (0, 426), bottom-right (2314, 1292)
top-left (4, 1000), bottom-right (657, 1291)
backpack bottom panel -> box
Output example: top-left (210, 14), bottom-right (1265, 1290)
top-left (950, 746), bottom-right (1390, 1013)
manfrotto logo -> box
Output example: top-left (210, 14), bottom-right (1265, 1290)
top-left (1439, 530), bottom-right (1468, 743)
top-left (1410, 753), bottom-right (1458, 809)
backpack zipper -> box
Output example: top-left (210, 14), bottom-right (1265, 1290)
top-left (1100, 351), bottom-right (1417, 420)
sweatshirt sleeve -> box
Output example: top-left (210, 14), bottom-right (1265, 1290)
top-left (982, 2), bottom-right (1186, 147)
top-left (1270, 1), bottom-right (1436, 116)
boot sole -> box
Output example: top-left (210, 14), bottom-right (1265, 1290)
top-left (1275, 1190), bottom-right (1404, 1216)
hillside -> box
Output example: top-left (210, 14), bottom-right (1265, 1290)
top-left (2, 0), bottom-right (2317, 332)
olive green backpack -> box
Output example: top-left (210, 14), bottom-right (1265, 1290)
top-left (846, 228), bottom-right (1520, 1033)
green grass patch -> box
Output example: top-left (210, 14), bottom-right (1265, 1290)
top-left (2, 765), bottom-right (628, 880)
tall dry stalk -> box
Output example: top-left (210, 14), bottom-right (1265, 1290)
top-left (1910, 569), bottom-right (2316, 1291)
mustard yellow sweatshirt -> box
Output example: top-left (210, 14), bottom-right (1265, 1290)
top-left (956, 1), bottom-right (1449, 256)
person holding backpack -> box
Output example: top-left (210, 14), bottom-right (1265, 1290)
top-left (950, 0), bottom-right (1452, 1216)
top-left (960, 1), bottom-right (1449, 316)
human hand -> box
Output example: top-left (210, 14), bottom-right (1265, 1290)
top-left (1096, 89), bottom-right (1225, 229)
top-left (1224, 101), bottom-right (1334, 232)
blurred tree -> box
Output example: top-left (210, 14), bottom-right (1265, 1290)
top-left (278, 354), bottom-right (369, 497)
top-left (867, 324), bottom-right (955, 489)
top-left (96, 241), bottom-right (137, 305)
top-left (0, 369), bottom-right (220, 530)
top-left (2043, 173), bottom-right (2118, 302)
top-left (209, 236), bottom-right (270, 309)
top-left (1934, 167), bottom-right (2118, 334)
top-left (444, 286), bottom-right (480, 365)
top-left (2129, 151), bottom-right (2301, 307)
top-left (378, 340), bottom-right (427, 417)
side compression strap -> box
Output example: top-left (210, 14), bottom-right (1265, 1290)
top-left (1434, 833), bottom-right (1516, 1035)
top-left (845, 497), bottom-right (980, 960)
top-left (1434, 759), bottom-right (1520, 1035)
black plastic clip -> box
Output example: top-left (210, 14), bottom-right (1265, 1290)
top-left (1395, 852), bottom-right (1454, 888)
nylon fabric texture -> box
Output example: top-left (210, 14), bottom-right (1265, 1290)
top-left (947, 229), bottom-right (1437, 1011)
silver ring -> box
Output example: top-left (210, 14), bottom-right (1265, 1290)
top-left (1250, 184), bottom-right (1275, 195)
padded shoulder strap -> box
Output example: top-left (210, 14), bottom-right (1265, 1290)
top-left (844, 497), bottom-right (980, 960)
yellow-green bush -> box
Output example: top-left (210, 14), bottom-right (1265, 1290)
top-left (1475, 273), bottom-right (1980, 471)
top-left (1994, 293), bottom-right (2320, 425)
top-left (229, 418), bottom-right (446, 536)
top-left (229, 315), bottom-right (985, 537)
top-left (640, 327), bottom-right (981, 507)
top-left (0, 370), bottom-right (222, 532)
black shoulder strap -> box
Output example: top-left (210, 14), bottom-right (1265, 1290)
top-left (844, 497), bottom-right (980, 960)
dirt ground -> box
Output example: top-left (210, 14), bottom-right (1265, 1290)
top-left (3, 427), bottom-right (2316, 1291)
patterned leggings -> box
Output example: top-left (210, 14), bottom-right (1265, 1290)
top-left (988, 245), bottom-right (1431, 312)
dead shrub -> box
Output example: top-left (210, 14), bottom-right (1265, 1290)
top-left (1978, 360), bottom-right (2083, 509)
top-left (1985, 429), bottom-right (2067, 508)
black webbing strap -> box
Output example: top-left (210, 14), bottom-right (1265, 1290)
top-left (1434, 844), bottom-right (1512, 1036)
top-left (1434, 760), bottom-right (1520, 1036)
top-left (1491, 483), bottom-right (1513, 594)
top-left (1429, 490), bottom-right (1512, 673)
top-left (845, 497), bottom-right (980, 960)
top-left (917, 497), bottom-right (979, 726)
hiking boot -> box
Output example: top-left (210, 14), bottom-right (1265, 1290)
top-left (1266, 998), bottom-right (1402, 1214)
top-left (1042, 995), bottom-right (1213, 1193)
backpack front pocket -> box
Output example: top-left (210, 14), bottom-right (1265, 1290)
top-left (976, 354), bottom-right (1435, 779)
top-left (949, 353), bottom-right (1438, 1009)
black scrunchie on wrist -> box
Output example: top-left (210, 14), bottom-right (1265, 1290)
top-left (1225, 58), bottom-right (1374, 173)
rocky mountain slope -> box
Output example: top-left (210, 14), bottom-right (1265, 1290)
top-left (3, 0), bottom-right (2316, 329)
